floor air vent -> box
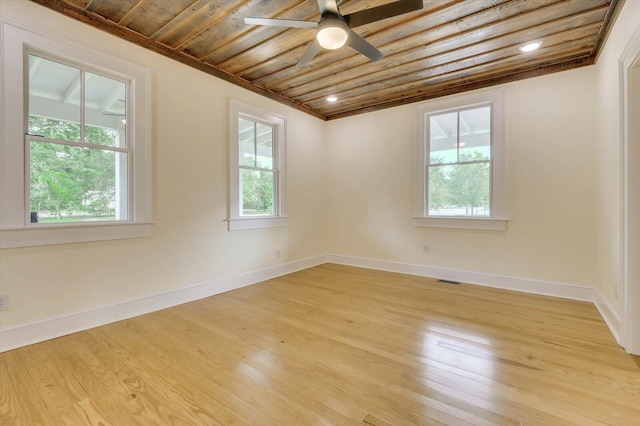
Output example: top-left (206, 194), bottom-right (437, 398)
top-left (437, 279), bottom-right (460, 285)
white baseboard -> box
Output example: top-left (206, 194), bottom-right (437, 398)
top-left (594, 290), bottom-right (621, 343)
top-left (326, 254), bottom-right (596, 302)
top-left (0, 255), bottom-right (327, 353)
top-left (1, 253), bottom-right (611, 353)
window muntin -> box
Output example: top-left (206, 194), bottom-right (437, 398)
top-left (427, 105), bottom-right (492, 217)
top-left (26, 53), bottom-right (130, 224)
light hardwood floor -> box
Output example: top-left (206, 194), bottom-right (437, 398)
top-left (1, 264), bottom-right (639, 425)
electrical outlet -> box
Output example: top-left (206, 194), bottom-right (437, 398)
top-left (276, 249), bottom-right (281, 258)
top-left (422, 245), bottom-right (430, 254)
top-left (0, 295), bottom-right (9, 311)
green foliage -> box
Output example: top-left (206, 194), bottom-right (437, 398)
top-left (427, 163), bottom-right (448, 210)
top-left (429, 151), bottom-right (490, 215)
top-left (29, 115), bottom-right (81, 141)
top-left (29, 116), bottom-right (120, 220)
top-left (242, 170), bottom-right (274, 215)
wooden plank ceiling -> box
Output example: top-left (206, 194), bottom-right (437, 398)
top-left (31, 0), bottom-right (623, 120)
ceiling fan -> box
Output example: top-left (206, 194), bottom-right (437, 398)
top-left (244, 0), bottom-right (424, 67)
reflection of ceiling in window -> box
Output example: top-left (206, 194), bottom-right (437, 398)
top-left (238, 118), bottom-right (274, 163)
top-left (430, 106), bottom-right (491, 153)
top-left (238, 118), bottom-right (274, 145)
top-left (28, 55), bottom-right (126, 129)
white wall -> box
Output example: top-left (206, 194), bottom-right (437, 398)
top-left (0, 1), bottom-right (328, 328)
top-left (2, 0), bottom-right (638, 347)
top-left (594, 1), bottom-right (640, 314)
top-left (326, 69), bottom-right (598, 287)
top-left (593, 1), bottom-right (640, 352)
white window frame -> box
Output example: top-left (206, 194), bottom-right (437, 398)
top-left (228, 99), bottom-right (287, 231)
top-left (414, 90), bottom-right (507, 231)
top-left (0, 20), bottom-right (152, 248)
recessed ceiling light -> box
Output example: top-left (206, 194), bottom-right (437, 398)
top-left (519, 42), bottom-right (541, 53)
top-left (327, 96), bottom-right (338, 102)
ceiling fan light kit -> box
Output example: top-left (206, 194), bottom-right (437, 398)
top-left (317, 18), bottom-right (349, 50)
top-left (244, 0), bottom-right (424, 67)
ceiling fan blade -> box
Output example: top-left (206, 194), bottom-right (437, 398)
top-left (347, 30), bottom-right (384, 62)
top-left (244, 17), bottom-right (318, 29)
top-left (317, 0), bottom-right (339, 16)
top-left (297, 40), bottom-right (322, 68)
top-left (344, 0), bottom-right (423, 28)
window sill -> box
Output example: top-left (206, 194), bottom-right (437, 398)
top-left (0, 222), bottom-right (152, 249)
top-left (227, 216), bottom-right (288, 231)
top-left (413, 216), bottom-right (508, 231)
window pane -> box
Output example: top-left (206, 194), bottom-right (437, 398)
top-left (428, 163), bottom-right (490, 217)
top-left (255, 122), bottom-right (274, 169)
top-left (238, 118), bottom-right (256, 167)
top-left (28, 55), bottom-right (81, 142)
top-left (459, 106), bottom-right (490, 161)
top-left (29, 141), bottom-right (128, 223)
top-left (429, 112), bottom-right (458, 164)
top-left (240, 169), bottom-right (274, 216)
top-left (85, 72), bottom-right (126, 147)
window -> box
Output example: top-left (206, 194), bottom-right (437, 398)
top-left (27, 54), bottom-right (130, 223)
top-left (238, 117), bottom-right (276, 216)
top-left (414, 90), bottom-right (507, 230)
top-left (228, 100), bottom-right (287, 230)
top-left (1, 22), bottom-right (151, 248)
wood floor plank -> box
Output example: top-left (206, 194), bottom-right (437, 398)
top-left (0, 348), bottom-right (66, 425)
top-left (217, 292), bottom-right (583, 424)
top-left (361, 413), bottom-right (394, 426)
top-left (147, 309), bottom-right (368, 425)
top-left (0, 357), bottom-right (28, 426)
top-left (136, 313), bottom-right (335, 425)
top-left (1, 264), bottom-right (639, 425)
top-left (73, 398), bottom-right (114, 426)
top-left (94, 317), bottom-right (279, 426)
top-left (13, 342), bottom-right (90, 426)
top-left (81, 329), bottom-right (222, 425)
top-left (207, 295), bottom-right (505, 424)
top-left (47, 335), bottom-right (196, 425)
